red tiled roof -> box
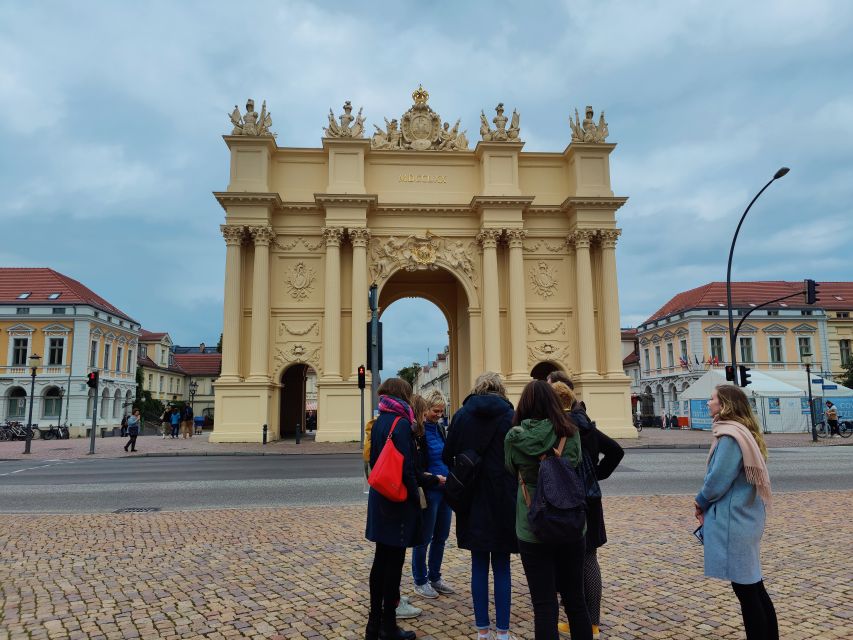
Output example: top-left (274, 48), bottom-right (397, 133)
top-left (623, 351), bottom-right (640, 366)
top-left (174, 353), bottom-right (222, 376)
top-left (644, 281), bottom-right (853, 324)
top-left (621, 329), bottom-right (638, 340)
top-left (140, 330), bottom-right (168, 341)
top-left (0, 268), bottom-right (137, 322)
top-left (137, 354), bottom-right (186, 375)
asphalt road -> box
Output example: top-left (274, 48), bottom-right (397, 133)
top-left (1, 447), bottom-right (850, 513)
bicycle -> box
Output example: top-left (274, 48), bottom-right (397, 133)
top-left (40, 424), bottom-right (64, 440)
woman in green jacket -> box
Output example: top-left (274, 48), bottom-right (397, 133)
top-left (505, 380), bottom-right (591, 640)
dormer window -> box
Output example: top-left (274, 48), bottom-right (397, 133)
top-left (17, 292), bottom-right (31, 299)
top-left (47, 293), bottom-right (61, 300)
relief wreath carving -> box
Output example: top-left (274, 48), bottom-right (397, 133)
top-left (529, 261), bottom-right (558, 298)
top-left (369, 233), bottom-right (476, 283)
top-left (285, 262), bottom-right (316, 300)
top-left (274, 344), bottom-right (321, 372)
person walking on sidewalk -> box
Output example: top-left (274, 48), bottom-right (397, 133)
top-left (181, 403), bottom-right (194, 439)
top-left (443, 372), bottom-right (518, 640)
top-left (551, 382), bottom-right (623, 640)
top-left (170, 406), bottom-right (181, 439)
top-left (124, 409), bottom-right (140, 452)
top-left (694, 384), bottom-right (777, 640)
top-left (411, 389), bottom-right (455, 600)
top-left (160, 406), bottom-right (171, 439)
top-left (505, 380), bottom-right (592, 640)
top-left (365, 378), bottom-right (421, 640)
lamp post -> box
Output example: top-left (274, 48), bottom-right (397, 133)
top-left (189, 380), bottom-right (198, 412)
top-left (23, 353), bottom-right (41, 454)
top-left (803, 353), bottom-right (817, 442)
top-left (726, 167), bottom-right (790, 379)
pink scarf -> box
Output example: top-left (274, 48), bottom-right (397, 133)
top-left (708, 419), bottom-right (772, 508)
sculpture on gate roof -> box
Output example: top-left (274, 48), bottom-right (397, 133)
top-left (371, 86), bottom-right (469, 151)
top-left (325, 101), bottom-right (366, 138)
top-left (229, 99), bottom-right (275, 137)
top-left (570, 105), bottom-right (609, 143)
top-left (480, 102), bottom-right (521, 142)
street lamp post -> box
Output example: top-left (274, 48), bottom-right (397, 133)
top-left (23, 353), bottom-right (41, 454)
top-left (803, 353), bottom-right (818, 442)
top-left (726, 167), bottom-right (790, 380)
top-left (189, 380), bottom-right (198, 412)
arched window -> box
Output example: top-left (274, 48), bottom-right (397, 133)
top-left (113, 390), bottom-right (122, 418)
top-left (7, 387), bottom-right (27, 418)
top-left (101, 389), bottom-right (110, 420)
top-left (43, 386), bottom-right (62, 418)
top-left (125, 390), bottom-right (133, 413)
top-left (87, 388), bottom-right (95, 418)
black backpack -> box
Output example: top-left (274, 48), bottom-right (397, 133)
top-left (445, 426), bottom-right (500, 513)
top-left (520, 437), bottom-right (587, 544)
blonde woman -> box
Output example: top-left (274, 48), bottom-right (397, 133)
top-left (694, 384), bottom-right (777, 640)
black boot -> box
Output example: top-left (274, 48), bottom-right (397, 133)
top-left (364, 619), bottom-right (380, 640)
top-left (379, 626), bottom-right (416, 640)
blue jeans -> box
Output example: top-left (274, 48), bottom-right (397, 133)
top-left (411, 490), bottom-right (451, 585)
top-left (471, 550), bottom-right (511, 632)
top-left (171, 423), bottom-right (180, 437)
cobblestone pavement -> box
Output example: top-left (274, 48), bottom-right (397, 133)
top-left (1, 429), bottom-right (849, 461)
top-left (1, 492), bottom-right (850, 639)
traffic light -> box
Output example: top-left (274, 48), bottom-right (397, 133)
top-left (804, 279), bottom-right (820, 305)
top-left (738, 365), bottom-right (751, 387)
top-left (725, 365), bottom-right (735, 382)
top-left (86, 371), bottom-right (99, 389)
top-left (357, 365), bottom-right (366, 390)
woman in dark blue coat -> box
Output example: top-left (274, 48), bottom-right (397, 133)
top-left (365, 378), bottom-right (421, 640)
top-left (443, 372), bottom-right (518, 640)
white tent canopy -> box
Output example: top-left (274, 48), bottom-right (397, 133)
top-left (681, 369), bottom-right (802, 400)
top-left (761, 371), bottom-right (853, 397)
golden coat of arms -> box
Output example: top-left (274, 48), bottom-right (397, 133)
top-left (401, 86), bottom-right (441, 150)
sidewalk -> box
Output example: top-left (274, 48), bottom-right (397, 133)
top-left (1, 428), bottom-right (849, 461)
top-left (1, 491), bottom-right (850, 639)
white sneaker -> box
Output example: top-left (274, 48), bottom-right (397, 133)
top-left (413, 582), bottom-right (439, 599)
top-left (396, 598), bottom-right (421, 619)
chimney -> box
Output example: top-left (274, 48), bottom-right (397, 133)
top-left (199, 342), bottom-right (206, 353)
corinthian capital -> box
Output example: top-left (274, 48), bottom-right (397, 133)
top-left (321, 226), bottom-right (345, 247)
top-left (221, 224), bottom-right (246, 246)
top-left (504, 229), bottom-right (527, 248)
top-left (567, 229), bottom-right (595, 250)
top-left (476, 228), bottom-right (502, 250)
top-left (249, 225), bottom-right (276, 246)
top-left (597, 228), bottom-right (622, 249)
top-left (348, 228), bottom-right (372, 248)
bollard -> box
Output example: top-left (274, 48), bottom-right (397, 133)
top-left (295, 421), bottom-right (301, 445)
top-left (262, 424), bottom-right (268, 445)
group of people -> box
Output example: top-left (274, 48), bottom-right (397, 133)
top-left (364, 372), bottom-right (777, 640)
top-left (160, 404), bottom-right (195, 439)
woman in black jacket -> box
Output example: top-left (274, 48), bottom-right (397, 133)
top-left (443, 372), bottom-right (518, 640)
top-left (551, 382), bottom-right (624, 640)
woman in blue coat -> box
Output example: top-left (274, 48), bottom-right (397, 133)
top-left (365, 378), bottom-right (421, 640)
top-left (694, 384), bottom-right (777, 640)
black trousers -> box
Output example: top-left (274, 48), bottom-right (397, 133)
top-left (124, 434), bottom-right (137, 451)
top-left (732, 580), bottom-right (778, 640)
top-left (368, 542), bottom-right (406, 631)
top-left (519, 539), bottom-right (592, 640)
top-left (828, 419), bottom-right (840, 436)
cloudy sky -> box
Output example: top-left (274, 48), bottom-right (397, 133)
top-left (2, 0), bottom-right (852, 379)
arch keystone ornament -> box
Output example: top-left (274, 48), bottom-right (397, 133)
top-left (213, 92), bottom-right (635, 443)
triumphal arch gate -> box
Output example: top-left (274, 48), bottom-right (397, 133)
top-left (213, 89), bottom-right (634, 442)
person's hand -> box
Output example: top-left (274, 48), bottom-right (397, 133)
top-left (694, 501), bottom-right (704, 525)
top-left (437, 475), bottom-right (446, 485)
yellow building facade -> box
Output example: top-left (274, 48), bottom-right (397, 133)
top-left (213, 91), bottom-right (634, 442)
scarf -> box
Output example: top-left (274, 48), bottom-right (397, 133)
top-left (378, 395), bottom-right (415, 424)
top-left (708, 419), bottom-right (772, 508)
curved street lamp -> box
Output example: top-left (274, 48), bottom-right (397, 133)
top-left (23, 353), bottom-right (41, 454)
top-left (726, 167), bottom-right (790, 379)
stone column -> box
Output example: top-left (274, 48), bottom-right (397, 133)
top-left (569, 229), bottom-right (597, 376)
top-left (349, 228), bottom-right (371, 378)
top-left (247, 226), bottom-right (275, 381)
top-left (220, 225), bottom-right (245, 381)
top-left (599, 229), bottom-right (624, 375)
top-left (478, 229), bottom-right (503, 373)
top-left (506, 229), bottom-right (528, 378)
top-left (322, 227), bottom-right (345, 379)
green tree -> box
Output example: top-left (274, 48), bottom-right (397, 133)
top-left (840, 359), bottom-right (853, 390)
top-left (397, 362), bottom-right (422, 388)
top-left (217, 333), bottom-right (223, 353)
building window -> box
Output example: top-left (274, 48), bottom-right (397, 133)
top-left (160, 348), bottom-right (167, 365)
top-left (103, 344), bottom-right (111, 371)
top-left (801, 310), bottom-right (813, 316)
top-left (16, 307), bottom-right (29, 315)
top-left (666, 343), bottom-right (674, 368)
top-left (654, 346), bottom-right (662, 369)
top-left (176, 379), bottom-right (181, 394)
top-left (52, 308), bottom-right (66, 315)
top-left (739, 337), bottom-right (754, 363)
top-left (769, 337), bottom-right (783, 363)
top-left (12, 338), bottom-right (28, 366)
top-left (8, 387), bottom-right (27, 418)
top-left (841, 340), bottom-right (852, 366)
top-left (148, 373), bottom-right (153, 390)
top-left (169, 378), bottom-right (174, 393)
top-left (680, 339), bottom-right (688, 362)
top-left (90, 340), bottom-right (98, 367)
top-left (798, 336), bottom-right (812, 360)
top-left (767, 310), bottom-right (779, 316)
top-left (17, 292), bottom-right (30, 299)
top-left (707, 310), bottom-right (720, 316)
top-left (159, 375), bottom-right (164, 392)
top-left (116, 347), bottom-right (123, 373)
top-left (838, 312), bottom-right (850, 318)
top-left (48, 293), bottom-right (61, 300)
top-left (127, 350), bottom-right (134, 373)
top-left (140, 345), bottom-right (148, 358)
top-left (643, 349), bottom-right (650, 372)
top-left (48, 338), bottom-right (64, 366)
top-left (43, 387), bottom-right (61, 418)
top-left (710, 337), bottom-right (724, 361)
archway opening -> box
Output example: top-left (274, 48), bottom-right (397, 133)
top-left (530, 361), bottom-right (562, 381)
top-left (279, 364), bottom-right (317, 438)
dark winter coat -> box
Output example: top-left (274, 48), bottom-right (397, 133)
top-left (413, 431), bottom-right (442, 492)
top-left (365, 412), bottom-right (423, 547)
top-left (442, 393), bottom-right (518, 554)
top-left (571, 406), bottom-right (624, 549)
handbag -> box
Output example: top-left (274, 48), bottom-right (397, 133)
top-left (368, 417), bottom-right (408, 502)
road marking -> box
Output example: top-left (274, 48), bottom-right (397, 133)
top-left (0, 459), bottom-right (77, 477)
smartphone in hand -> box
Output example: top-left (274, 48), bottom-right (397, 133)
top-left (693, 525), bottom-right (704, 545)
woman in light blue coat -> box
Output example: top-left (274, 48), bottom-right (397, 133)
top-left (694, 384), bottom-right (777, 640)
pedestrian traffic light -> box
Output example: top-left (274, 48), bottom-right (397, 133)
top-left (738, 365), bottom-right (751, 387)
top-left (357, 365), bottom-right (366, 390)
top-left (86, 371), bottom-right (99, 389)
top-left (804, 279), bottom-right (820, 305)
top-left (725, 365), bottom-right (735, 382)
